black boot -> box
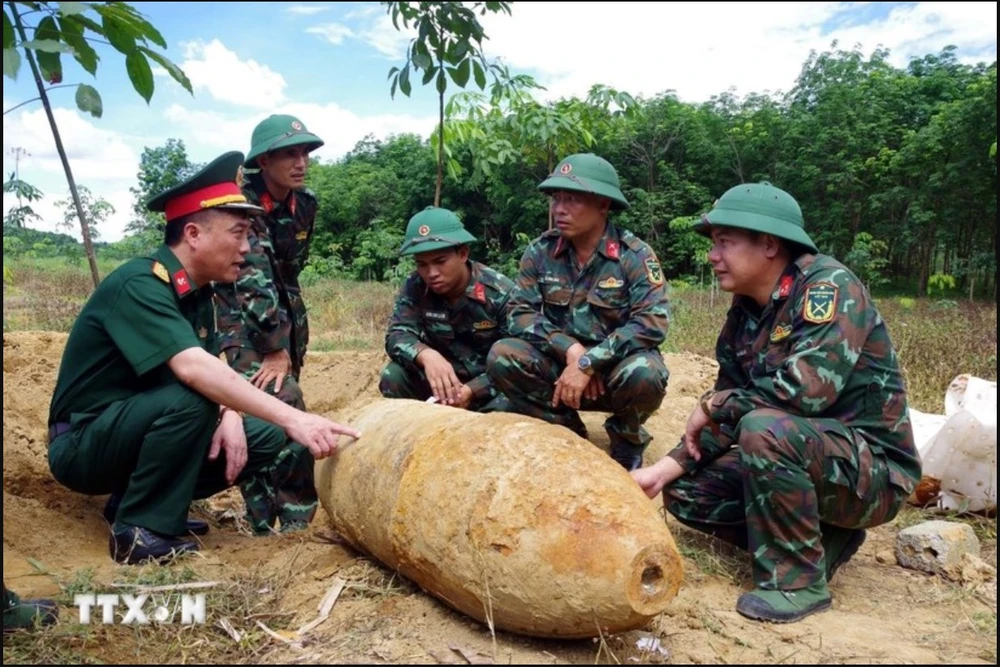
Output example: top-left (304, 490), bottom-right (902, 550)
top-left (103, 493), bottom-right (209, 537)
top-left (109, 525), bottom-right (199, 565)
top-left (609, 442), bottom-right (644, 472)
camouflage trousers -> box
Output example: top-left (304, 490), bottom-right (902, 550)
top-left (664, 408), bottom-right (907, 590)
top-left (486, 338), bottom-right (668, 469)
top-left (225, 346), bottom-right (316, 535)
top-left (378, 359), bottom-right (512, 413)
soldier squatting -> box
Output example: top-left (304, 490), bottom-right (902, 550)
top-left (5, 119), bottom-right (920, 631)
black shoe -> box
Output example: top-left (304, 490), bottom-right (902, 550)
top-left (103, 493), bottom-right (209, 537)
top-left (610, 444), bottom-right (643, 472)
top-left (109, 525), bottom-right (199, 565)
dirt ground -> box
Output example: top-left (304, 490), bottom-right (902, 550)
top-left (3, 331), bottom-right (996, 664)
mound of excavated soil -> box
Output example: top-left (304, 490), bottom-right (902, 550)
top-left (3, 331), bottom-right (996, 665)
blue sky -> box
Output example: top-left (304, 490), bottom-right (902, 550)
top-left (3, 1), bottom-right (996, 241)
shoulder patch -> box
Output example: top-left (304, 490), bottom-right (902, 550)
top-left (472, 282), bottom-right (487, 304)
top-left (644, 257), bottom-right (664, 286)
top-left (803, 283), bottom-right (838, 324)
top-left (605, 240), bottom-right (620, 260)
top-left (152, 261), bottom-right (170, 284)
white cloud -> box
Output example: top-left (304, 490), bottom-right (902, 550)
top-left (175, 39), bottom-right (287, 109)
top-left (345, 5), bottom-right (380, 21)
top-left (2, 104), bottom-right (140, 242)
top-left (287, 4), bottom-right (329, 16)
top-left (467, 1), bottom-right (996, 103)
top-left (357, 12), bottom-right (416, 60)
top-left (306, 22), bottom-right (356, 45)
top-left (163, 102), bottom-right (437, 165)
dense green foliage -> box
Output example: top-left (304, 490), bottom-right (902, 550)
top-left (302, 44), bottom-right (997, 297)
top-left (4, 43), bottom-right (997, 299)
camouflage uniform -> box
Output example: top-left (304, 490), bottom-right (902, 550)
top-left (213, 115), bottom-right (323, 535)
top-left (657, 181), bottom-right (921, 622)
top-left (664, 253), bottom-right (921, 589)
top-left (380, 260), bottom-right (515, 412)
top-left (488, 223), bottom-right (670, 468)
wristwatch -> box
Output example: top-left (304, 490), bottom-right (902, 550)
top-left (577, 354), bottom-right (595, 376)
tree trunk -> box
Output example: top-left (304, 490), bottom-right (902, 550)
top-left (12, 5), bottom-right (100, 291)
top-left (435, 86), bottom-right (444, 207)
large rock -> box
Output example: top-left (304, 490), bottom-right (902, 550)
top-left (895, 520), bottom-right (981, 576)
top-left (315, 398), bottom-right (684, 639)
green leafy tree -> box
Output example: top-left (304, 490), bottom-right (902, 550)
top-left (2, 171), bottom-right (44, 228)
top-left (844, 231), bottom-right (890, 291)
top-left (3, 1), bottom-right (193, 289)
top-left (382, 0), bottom-right (512, 206)
top-left (55, 184), bottom-right (112, 242)
top-left (128, 138), bottom-right (199, 235)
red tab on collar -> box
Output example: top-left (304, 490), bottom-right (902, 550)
top-left (260, 192), bottom-right (275, 214)
top-left (472, 282), bottom-right (486, 303)
top-left (173, 269), bottom-right (192, 296)
top-left (778, 275), bottom-right (793, 299)
top-left (606, 240), bottom-right (620, 260)
top-left (259, 191), bottom-right (295, 216)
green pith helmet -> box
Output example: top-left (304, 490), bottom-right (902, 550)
top-left (537, 153), bottom-right (629, 211)
top-left (694, 181), bottom-right (818, 253)
top-left (244, 114), bottom-right (324, 168)
top-left (398, 206), bottom-right (477, 256)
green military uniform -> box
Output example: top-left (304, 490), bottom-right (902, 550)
top-left (380, 207), bottom-right (515, 412)
top-left (662, 182), bottom-right (921, 623)
top-left (487, 154), bottom-right (670, 471)
top-left (46, 152), bottom-right (298, 565)
top-left (213, 115), bottom-right (324, 535)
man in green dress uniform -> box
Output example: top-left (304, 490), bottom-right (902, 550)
top-left (46, 151), bottom-right (361, 565)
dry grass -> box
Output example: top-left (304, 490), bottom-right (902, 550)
top-left (2, 551), bottom-right (308, 665)
top-left (6, 259), bottom-right (993, 417)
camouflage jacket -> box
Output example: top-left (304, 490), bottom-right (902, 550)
top-left (214, 176), bottom-right (318, 370)
top-left (506, 223), bottom-right (670, 371)
top-left (385, 261), bottom-right (515, 401)
top-left (693, 253), bottom-right (921, 495)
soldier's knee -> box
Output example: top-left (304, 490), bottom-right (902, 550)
top-left (616, 357), bottom-right (668, 411)
top-left (486, 338), bottom-right (530, 382)
top-left (736, 408), bottom-right (788, 457)
top-left (378, 362), bottom-right (405, 398)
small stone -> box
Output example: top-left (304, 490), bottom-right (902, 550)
top-left (895, 520), bottom-right (980, 576)
top-left (876, 549), bottom-right (897, 565)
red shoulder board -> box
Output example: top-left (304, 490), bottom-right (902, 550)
top-left (472, 282), bottom-right (486, 303)
top-left (779, 275), bottom-right (793, 299)
top-left (606, 241), bottom-right (620, 260)
top-left (173, 269), bottom-right (192, 296)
